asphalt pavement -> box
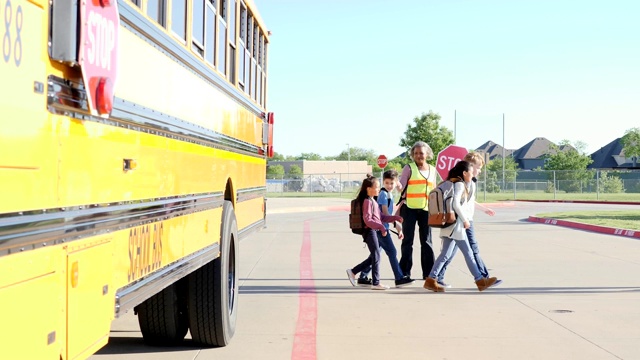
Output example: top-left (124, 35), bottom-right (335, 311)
top-left (91, 197), bottom-right (640, 360)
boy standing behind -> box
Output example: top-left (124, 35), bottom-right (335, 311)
top-left (357, 170), bottom-right (414, 288)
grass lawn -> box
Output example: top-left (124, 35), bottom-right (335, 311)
top-left (534, 210), bottom-right (640, 231)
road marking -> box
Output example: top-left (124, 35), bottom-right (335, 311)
top-left (291, 220), bottom-right (317, 360)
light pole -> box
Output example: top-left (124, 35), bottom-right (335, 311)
top-left (502, 113), bottom-right (505, 189)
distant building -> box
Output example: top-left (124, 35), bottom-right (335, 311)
top-left (267, 160), bottom-right (372, 181)
top-left (475, 140), bottom-right (514, 163)
top-left (475, 137), bottom-right (575, 170)
top-left (589, 138), bottom-right (639, 169)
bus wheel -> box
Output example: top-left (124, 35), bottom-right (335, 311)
top-left (188, 200), bottom-right (239, 347)
top-left (135, 280), bottom-right (189, 346)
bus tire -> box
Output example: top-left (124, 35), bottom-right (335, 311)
top-left (188, 200), bottom-right (239, 347)
top-left (135, 280), bottom-right (189, 346)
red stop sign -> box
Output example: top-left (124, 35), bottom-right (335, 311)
top-left (436, 145), bottom-right (468, 180)
top-left (79, 0), bottom-right (120, 117)
top-left (377, 155), bottom-right (388, 168)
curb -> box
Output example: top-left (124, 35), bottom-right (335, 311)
top-left (527, 216), bottom-right (640, 239)
top-left (515, 199), bottom-right (640, 205)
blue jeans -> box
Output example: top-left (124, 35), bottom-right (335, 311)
top-left (359, 230), bottom-right (404, 281)
top-left (429, 236), bottom-right (483, 281)
top-left (398, 205), bottom-right (434, 279)
top-left (351, 229), bottom-right (382, 285)
top-left (437, 221), bottom-right (489, 283)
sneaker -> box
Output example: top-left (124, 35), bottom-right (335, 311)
top-left (357, 277), bottom-right (372, 286)
top-left (395, 276), bottom-right (415, 288)
top-left (346, 269), bottom-right (356, 287)
top-left (490, 279), bottom-right (503, 288)
top-left (371, 284), bottom-right (389, 290)
top-left (437, 280), bottom-right (452, 289)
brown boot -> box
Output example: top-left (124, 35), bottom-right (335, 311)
top-left (476, 277), bottom-right (498, 291)
top-left (423, 277), bottom-right (445, 292)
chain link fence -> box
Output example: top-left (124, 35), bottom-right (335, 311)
top-left (267, 170), bottom-right (640, 201)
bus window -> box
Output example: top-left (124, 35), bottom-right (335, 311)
top-left (252, 23), bottom-right (259, 101)
top-left (228, 0), bottom-right (237, 83)
top-left (238, 3), bottom-right (247, 91)
top-left (147, 0), bottom-right (166, 27)
top-left (192, 0), bottom-right (205, 56)
top-left (205, 1), bottom-right (217, 66)
top-left (229, 0), bottom-right (236, 43)
top-left (129, 0), bottom-right (141, 7)
top-left (171, 0), bottom-right (187, 41)
top-left (246, 14), bottom-right (253, 95)
top-left (218, 0), bottom-right (228, 76)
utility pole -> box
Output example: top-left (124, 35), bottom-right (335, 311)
top-left (454, 109), bottom-right (457, 144)
top-left (502, 113), bottom-right (505, 189)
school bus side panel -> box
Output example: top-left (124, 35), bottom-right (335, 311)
top-left (0, 247), bottom-right (65, 359)
top-left (0, 0), bottom-right (57, 214)
top-left (66, 238), bottom-right (113, 360)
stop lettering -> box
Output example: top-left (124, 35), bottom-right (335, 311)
top-left (79, 0), bottom-right (120, 117)
top-left (436, 145), bottom-right (468, 180)
top-left (377, 155), bottom-right (388, 168)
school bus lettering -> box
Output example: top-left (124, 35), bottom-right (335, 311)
top-left (128, 223), bottom-right (163, 282)
top-left (2, 0), bottom-right (23, 66)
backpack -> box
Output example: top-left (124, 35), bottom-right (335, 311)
top-left (349, 198), bottom-right (373, 235)
top-left (427, 179), bottom-right (461, 228)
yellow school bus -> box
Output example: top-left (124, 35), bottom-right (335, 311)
top-left (0, 0), bottom-right (272, 359)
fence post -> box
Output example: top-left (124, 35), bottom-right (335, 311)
top-left (553, 171), bottom-right (557, 200)
top-left (596, 170), bottom-right (600, 200)
top-left (483, 168), bottom-right (487, 202)
top-left (513, 171), bottom-right (517, 200)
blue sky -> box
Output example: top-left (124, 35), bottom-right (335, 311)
top-left (254, 0), bottom-right (640, 159)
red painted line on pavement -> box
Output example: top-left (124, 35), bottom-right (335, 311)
top-left (528, 216), bottom-right (640, 239)
top-left (291, 220), bottom-right (317, 360)
top-left (327, 205), bottom-right (349, 212)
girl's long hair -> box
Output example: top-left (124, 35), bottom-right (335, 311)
top-left (447, 160), bottom-right (471, 181)
top-left (356, 174), bottom-right (377, 203)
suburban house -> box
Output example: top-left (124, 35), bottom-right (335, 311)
top-left (589, 138), bottom-right (639, 169)
top-left (475, 137), bottom-right (575, 170)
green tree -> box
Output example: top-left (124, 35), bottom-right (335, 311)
top-left (289, 164), bottom-right (303, 175)
top-left (270, 152), bottom-right (286, 161)
top-left (286, 164), bottom-right (304, 191)
top-left (335, 147), bottom-right (382, 173)
top-left (398, 111), bottom-right (454, 165)
top-left (296, 152), bottom-right (324, 160)
top-left (266, 164), bottom-right (285, 179)
top-left (478, 156), bottom-right (518, 184)
top-left (621, 127), bottom-right (640, 167)
top-left (543, 141), bottom-right (593, 192)
top-left (598, 170), bottom-right (624, 193)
